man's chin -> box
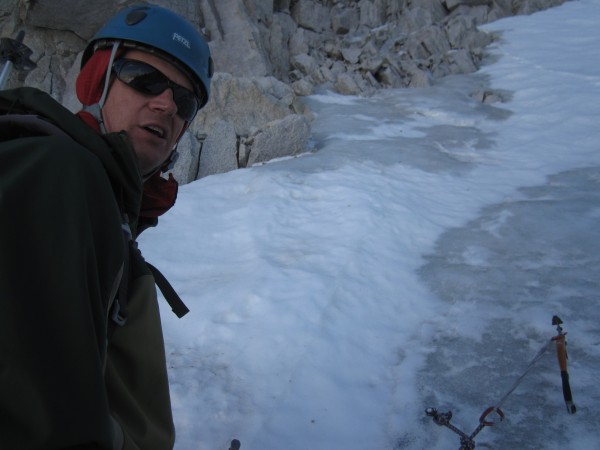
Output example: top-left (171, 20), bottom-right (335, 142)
top-left (140, 162), bottom-right (164, 179)
top-left (132, 145), bottom-right (170, 178)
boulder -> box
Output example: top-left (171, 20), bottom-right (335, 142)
top-left (335, 72), bottom-right (362, 95)
top-left (331, 5), bottom-right (360, 35)
top-left (445, 48), bottom-right (479, 74)
top-left (376, 58), bottom-right (404, 88)
top-left (405, 26), bottom-right (451, 60)
top-left (197, 120), bottom-right (238, 178)
top-left (407, 0), bottom-right (449, 28)
top-left (400, 60), bottom-right (432, 88)
top-left (291, 53), bottom-right (319, 77)
top-left (445, 15), bottom-right (493, 49)
top-left (340, 47), bottom-right (362, 65)
top-left (246, 114), bottom-right (311, 166)
top-left (193, 73), bottom-right (310, 136)
top-left (291, 0), bottom-right (330, 32)
top-left (291, 78), bottom-right (315, 96)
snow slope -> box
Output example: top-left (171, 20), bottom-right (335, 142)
top-left (139, 1), bottom-right (600, 448)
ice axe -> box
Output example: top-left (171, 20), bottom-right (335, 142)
top-left (551, 315), bottom-right (576, 414)
top-left (0, 30), bottom-right (37, 90)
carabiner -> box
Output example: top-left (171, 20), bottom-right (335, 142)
top-left (479, 406), bottom-right (505, 426)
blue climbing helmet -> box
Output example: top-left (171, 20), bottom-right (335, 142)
top-left (82, 4), bottom-right (213, 108)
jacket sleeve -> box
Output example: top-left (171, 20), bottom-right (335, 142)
top-left (0, 135), bottom-right (125, 449)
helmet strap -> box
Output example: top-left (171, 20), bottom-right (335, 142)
top-left (98, 40), bottom-right (121, 109)
top-left (81, 40), bottom-right (121, 134)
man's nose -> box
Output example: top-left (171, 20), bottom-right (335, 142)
top-left (148, 88), bottom-right (177, 116)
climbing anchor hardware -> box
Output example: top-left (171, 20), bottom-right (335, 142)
top-left (425, 407), bottom-right (504, 450)
top-left (425, 315), bottom-right (576, 449)
top-left (0, 30), bottom-right (37, 90)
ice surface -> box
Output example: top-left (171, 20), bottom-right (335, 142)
top-left (138, 1), bottom-right (600, 448)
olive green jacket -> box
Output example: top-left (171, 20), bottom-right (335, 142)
top-left (0, 87), bottom-right (175, 449)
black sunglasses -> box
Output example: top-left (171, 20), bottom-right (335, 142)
top-left (112, 58), bottom-right (200, 122)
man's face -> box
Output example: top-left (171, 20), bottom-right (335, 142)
top-left (102, 49), bottom-right (191, 176)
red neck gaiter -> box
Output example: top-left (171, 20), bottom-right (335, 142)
top-left (75, 49), bottom-right (178, 219)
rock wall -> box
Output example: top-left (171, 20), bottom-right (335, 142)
top-left (0, 0), bottom-right (568, 183)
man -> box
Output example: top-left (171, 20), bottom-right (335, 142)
top-left (0, 4), bottom-right (213, 449)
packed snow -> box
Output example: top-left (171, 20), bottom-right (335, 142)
top-left (139, 1), bottom-right (600, 448)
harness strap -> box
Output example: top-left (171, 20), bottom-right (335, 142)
top-left (146, 262), bottom-right (190, 318)
top-left (108, 222), bottom-right (189, 341)
top-left (108, 217), bottom-right (133, 339)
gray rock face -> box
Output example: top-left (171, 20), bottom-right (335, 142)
top-left (198, 119), bottom-right (238, 178)
top-left (0, 0), bottom-right (567, 182)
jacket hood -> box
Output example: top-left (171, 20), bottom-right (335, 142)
top-left (0, 87), bottom-right (143, 229)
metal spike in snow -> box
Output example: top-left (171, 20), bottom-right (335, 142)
top-left (0, 30), bottom-right (37, 90)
